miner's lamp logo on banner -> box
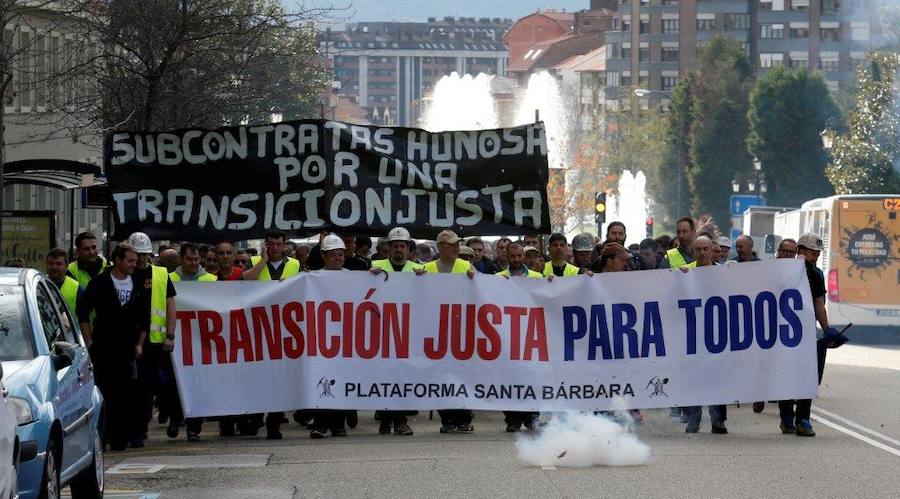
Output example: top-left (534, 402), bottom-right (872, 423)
top-left (318, 376), bottom-right (337, 398)
top-left (595, 192), bottom-right (607, 227)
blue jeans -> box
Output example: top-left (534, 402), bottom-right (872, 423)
top-left (684, 405), bottom-right (727, 427)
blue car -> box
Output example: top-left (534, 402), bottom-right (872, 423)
top-left (0, 268), bottom-right (104, 499)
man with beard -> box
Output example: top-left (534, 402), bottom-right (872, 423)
top-left (497, 242), bottom-right (542, 431)
top-left (68, 232), bottom-right (108, 288)
top-left (680, 236), bottom-right (728, 434)
top-left (45, 248), bottom-right (82, 320)
top-left (662, 217), bottom-right (697, 269)
top-left (78, 243), bottom-right (148, 450)
top-left (424, 230), bottom-right (476, 433)
top-left (369, 227), bottom-right (425, 436)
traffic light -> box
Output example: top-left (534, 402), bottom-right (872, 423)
top-left (646, 216), bottom-right (654, 238)
top-left (594, 192), bottom-right (607, 230)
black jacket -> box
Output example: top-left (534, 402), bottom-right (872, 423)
top-left (77, 269), bottom-right (149, 363)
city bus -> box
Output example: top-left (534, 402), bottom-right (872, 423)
top-left (776, 194), bottom-right (900, 331)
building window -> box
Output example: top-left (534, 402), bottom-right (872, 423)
top-left (789, 52), bottom-right (809, 68)
top-left (790, 23), bottom-right (809, 38)
top-left (607, 43), bottom-right (619, 59)
top-left (851, 22), bottom-right (869, 41)
top-left (621, 43), bottom-right (631, 59)
top-left (4, 28), bottom-right (15, 109)
top-left (759, 52), bottom-right (784, 68)
top-left (723, 14), bottom-right (750, 30)
top-left (622, 17), bottom-right (631, 32)
top-left (760, 23), bottom-right (784, 39)
top-left (820, 23), bottom-right (841, 41)
top-left (607, 71), bottom-right (621, 87)
top-left (661, 0), bottom-right (679, 4)
top-left (791, 0), bottom-right (809, 10)
top-left (760, 0), bottom-right (773, 10)
top-left (662, 19), bottom-right (679, 34)
top-left (820, 52), bottom-right (839, 71)
top-left (638, 71), bottom-right (649, 86)
top-left (662, 47), bottom-right (679, 62)
top-left (662, 75), bottom-right (678, 90)
top-left (697, 16), bottom-right (716, 31)
top-left (19, 30), bottom-right (32, 110)
top-left (621, 71), bottom-right (632, 87)
top-left (640, 17), bottom-right (650, 34)
top-left (639, 44), bottom-right (650, 62)
top-left (821, 0), bottom-right (841, 12)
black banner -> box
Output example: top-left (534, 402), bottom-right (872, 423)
top-left (104, 120), bottom-right (551, 242)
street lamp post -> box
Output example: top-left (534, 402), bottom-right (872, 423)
top-left (733, 159), bottom-right (768, 202)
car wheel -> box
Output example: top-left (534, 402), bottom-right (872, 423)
top-left (38, 439), bottom-right (59, 499)
top-left (69, 426), bottom-right (104, 499)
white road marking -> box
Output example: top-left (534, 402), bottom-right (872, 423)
top-left (812, 406), bottom-right (900, 448)
top-left (810, 411), bottom-right (900, 458)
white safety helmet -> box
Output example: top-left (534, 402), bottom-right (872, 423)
top-left (125, 232), bottom-right (153, 254)
top-left (386, 227), bottom-right (411, 242)
top-left (321, 234), bottom-right (346, 252)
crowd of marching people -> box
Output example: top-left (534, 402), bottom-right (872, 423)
top-left (15, 214), bottom-right (848, 452)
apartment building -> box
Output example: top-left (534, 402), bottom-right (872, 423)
top-left (320, 17), bottom-right (511, 127)
top-left (601, 0), bottom-right (880, 108)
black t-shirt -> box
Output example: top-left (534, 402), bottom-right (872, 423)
top-left (391, 262), bottom-right (406, 272)
top-left (552, 264), bottom-right (585, 277)
top-left (344, 255), bottom-right (369, 271)
top-left (806, 261), bottom-right (826, 300)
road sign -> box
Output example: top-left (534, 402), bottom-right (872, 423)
top-left (730, 195), bottom-right (765, 217)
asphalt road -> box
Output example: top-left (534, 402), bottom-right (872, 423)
top-left (95, 344), bottom-right (900, 499)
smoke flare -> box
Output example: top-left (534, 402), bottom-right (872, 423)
top-left (515, 411), bottom-right (651, 468)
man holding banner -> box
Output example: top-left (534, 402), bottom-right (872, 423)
top-left (309, 235), bottom-right (357, 439)
top-left (681, 236), bottom-right (728, 435)
top-left (424, 230), bottom-right (476, 433)
top-left (369, 226), bottom-right (424, 436)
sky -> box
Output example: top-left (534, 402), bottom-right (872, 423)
top-left (304, 0), bottom-right (589, 24)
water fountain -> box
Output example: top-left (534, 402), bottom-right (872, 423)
top-left (421, 70), bottom-right (649, 238)
top-left (606, 171), bottom-right (649, 244)
top-left (421, 72), bottom-right (498, 132)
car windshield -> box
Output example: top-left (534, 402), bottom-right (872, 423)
top-left (0, 285), bottom-right (34, 361)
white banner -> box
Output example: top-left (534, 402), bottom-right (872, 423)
top-left (172, 260), bottom-right (818, 417)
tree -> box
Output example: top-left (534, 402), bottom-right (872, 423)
top-left (687, 35), bottom-right (754, 227)
top-left (748, 66), bottom-right (840, 207)
top-left (825, 52), bottom-right (900, 194)
top-left (553, 100), bottom-right (667, 235)
top-left (0, 0), bottom-right (92, 252)
top-left (47, 0), bottom-right (330, 136)
top-left (648, 72), bottom-right (695, 227)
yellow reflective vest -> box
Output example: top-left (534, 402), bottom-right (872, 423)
top-left (497, 268), bottom-right (543, 278)
top-left (149, 265), bottom-right (170, 344)
top-left (250, 256), bottom-right (301, 281)
top-left (67, 258), bottom-right (108, 289)
top-left (543, 261), bottom-right (580, 277)
top-left (169, 271), bottom-right (217, 282)
top-left (423, 258), bottom-right (471, 274)
top-left (666, 248), bottom-right (694, 269)
top-left (371, 259), bottom-right (423, 272)
top-left (58, 276), bottom-right (80, 319)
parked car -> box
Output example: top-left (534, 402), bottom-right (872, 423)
top-left (0, 268), bottom-right (104, 499)
top-left (1, 363), bottom-right (18, 499)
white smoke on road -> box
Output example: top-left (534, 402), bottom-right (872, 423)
top-left (515, 411), bottom-right (651, 468)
